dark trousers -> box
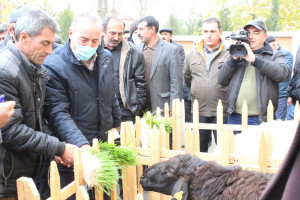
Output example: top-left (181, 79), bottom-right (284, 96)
top-left (184, 100), bottom-right (192, 122)
top-left (276, 97), bottom-right (288, 120)
top-left (199, 116), bottom-right (227, 152)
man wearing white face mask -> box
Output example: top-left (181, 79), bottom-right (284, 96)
top-left (42, 13), bottom-right (121, 200)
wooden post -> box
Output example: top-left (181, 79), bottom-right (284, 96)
top-left (17, 177), bottom-right (40, 200)
top-left (148, 126), bottom-right (160, 200)
top-left (265, 130), bottom-right (273, 167)
top-left (216, 100), bottom-right (223, 147)
top-left (92, 139), bottom-right (104, 200)
top-left (267, 100), bottom-right (274, 122)
top-left (164, 103), bottom-right (169, 118)
top-left (156, 107), bottom-right (161, 117)
top-left (159, 124), bottom-right (168, 149)
top-left (173, 99), bottom-right (182, 150)
top-left (136, 116), bottom-right (141, 147)
top-left (193, 100), bottom-right (200, 152)
top-left (242, 100), bottom-right (248, 132)
top-left (122, 122), bottom-right (137, 200)
top-left (74, 148), bottom-right (86, 199)
top-left (50, 161), bottom-right (61, 199)
top-left (258, 132), bottom-right (267, 173)
top-left (220, 129), bottom-right (230, 166)
top-left (228, 129), bottom-right (235, 164)
top-left (76, 185), bottom-right (89, 200)
top-left (185, 125), bottom-right (193, 154)
top-left (172, 99), bottom-right (176, 149)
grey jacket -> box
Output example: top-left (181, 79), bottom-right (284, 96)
top-left (137, 39), bottom-right (182, 111)
top-left (218, 42), bottom-right (289, 122)
top-left (0, 41), bottom-right (65, 197)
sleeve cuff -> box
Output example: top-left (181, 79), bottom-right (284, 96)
top-left (252, 56), bottom-right (264, 70)
top-left (56, 142), bottom-right (66, 157)
top-left (227, 57), bottom-right (240, 68)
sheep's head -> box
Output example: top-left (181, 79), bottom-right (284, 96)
top-left (140, 154), bottom-right (205, 199)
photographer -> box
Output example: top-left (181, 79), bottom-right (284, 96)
top-left (218, 19), bottom-right (289, 127)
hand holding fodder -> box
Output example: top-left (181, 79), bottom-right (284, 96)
top-left (81, 141), bottom-right (137, 195)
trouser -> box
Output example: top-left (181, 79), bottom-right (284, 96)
top-left (199, 116), bottom-right (227, 152)
top-left (276, 97), bottom-right (288, 120)
top-left (184, 100), bottom-right (192, 122)
top-left (287, 104), bottom-right (295, 120)
top-left (227, 113), bottom-right (260, 134)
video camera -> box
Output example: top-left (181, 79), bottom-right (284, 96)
top-left (229, 30), bottom-right (250, 57)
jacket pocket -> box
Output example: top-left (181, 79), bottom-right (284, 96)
top-left (127, 79), bottom-right (139, 104)
top-left (70, 90), bottom-right (80, 116)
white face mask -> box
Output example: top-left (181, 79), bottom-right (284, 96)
top-left (132, 34), bottom-right (142, 45)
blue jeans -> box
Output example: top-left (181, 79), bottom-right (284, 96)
top-left (287, 104), bottom-right (295, 120)
top-left (228, 113), bottom-right (260, 134)
top-left (276, 97), bottom-right (288, 120)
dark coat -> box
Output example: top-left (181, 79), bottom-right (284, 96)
top-left (218, 42), bottom-right (289, 122)
top-left (0, 41), bottom-right (65, 197)
top-left (289, 44), bottom-right (300, 102)
top-left (43, 40), bottom-right (121, 147)
top-left (260, 122), bottom-right (300, 200)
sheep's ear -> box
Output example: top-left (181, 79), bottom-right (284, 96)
top-left (171, 177), bottom-right (189, 200)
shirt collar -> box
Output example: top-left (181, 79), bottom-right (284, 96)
top-left (204, 40), bottom-right (221, 53)
top-left (143, 38), bottom-right (160, 51)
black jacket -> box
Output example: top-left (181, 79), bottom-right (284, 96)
top-left (43, 40), bottom-right (121, 147)
top-left (218, 42), bottom-right (289, 122)
top-left (0, 41), bottom-right (65, 197)
top-left (121, 40), bottom-right (146, 115)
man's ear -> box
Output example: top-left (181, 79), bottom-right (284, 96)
top-left (18, 31), bottom-right (30, 44)
top-left (171, 177), bottom-right (189, 200)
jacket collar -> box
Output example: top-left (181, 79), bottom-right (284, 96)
top-left (6, 40), bottom-right (46, 81)
top-left (195, 39), bottom-right (225, 64)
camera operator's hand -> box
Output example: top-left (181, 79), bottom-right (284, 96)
top-left (240, 42), bottom-right (256, 63)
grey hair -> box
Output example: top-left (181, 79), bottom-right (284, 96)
top-left (70, 12), bottom-right (102, 31)
top-left (15, 9), bottom-right (60, 41)
top-left (102, 15), bottom-right (125, 32)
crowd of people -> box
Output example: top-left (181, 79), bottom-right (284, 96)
top-left (0, 3), bottom-right (300, 200)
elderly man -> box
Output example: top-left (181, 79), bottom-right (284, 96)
top-left (218, 19), bottom-right (289, 126)
top-left (137, 16), bottom-right (182, 113)
top-left (43, 13), bottom-right (121, 199)
top-left (101, 15), bottom-right (146, 123)
top-left (0, 10), bottom-right (76, 199)
top-left (183, 17), bottom-right (230, 152)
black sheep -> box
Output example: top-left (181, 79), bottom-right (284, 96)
top-left (140, 154), bottom-right (272, 200)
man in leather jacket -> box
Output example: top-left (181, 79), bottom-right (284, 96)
top-left (101, 15), bottom-right (147, 122)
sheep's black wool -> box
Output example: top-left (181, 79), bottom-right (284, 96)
top-left (140, 154), bottom-right (273, 200)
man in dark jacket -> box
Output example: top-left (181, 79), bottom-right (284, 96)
top-left (218, 19), bottom-right (289, 125)
top-left (43, 13), bottom-right (121, 199)
top-left (101, 15), bottom-right (146, 122)
top-left (287, 44), bottom-right (300, 120)
top-left (0, 10), bottom-right (76, 199)
top-left (266, 35), bottom-right (293, 120)
top-left (159, 27), bottom-right (192, 122)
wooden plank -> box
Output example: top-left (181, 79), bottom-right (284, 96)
top-left (159, 124), bottom-right (167, 149)
top-left (74, 148), bottom-right (85, 197)
top-left (92, 138), bottom-right (100, 152)
top-left (76, 185), bottom-right (89, 200)
top-left (267, 100), bottom-right (274, 122)
top-left (175, 99), bottom-right (182, 150)
top-left (258, 132), bottom-right (267, 173)
top-left (50, 161), bottom-right (61, 200)
top-left (137, 165), bottom-right (144, 194)
top-left (220, 129), bottom-right (229, 165)
top-left (216, 100), bottom-right (223, 147)
top-left (135, 147), bottom-right (151, 157)
top-left (95, 187), bottom-right (103, 200)
top-left (156, 107), bottom-right (161, 117)
top-left (164, 103), bottom-right (169, 118)
top-left (17, 177), bottom-right (40, 200)
top-left (60, 182), bottom-right (76, 200)
top-left (137, 156), bottom-right (151, 166)
top-left (184, 125), bottom-right (193, 154)
top-left (135, 116), bottom-right (142, 147)
top-left (242, 100), bottom-right (248, 132)
top-left (160, 149), bottom-right (184, 158)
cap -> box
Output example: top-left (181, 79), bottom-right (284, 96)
top-left (10, 4), bottom-right (31, 23)
top-left (244, 19), bottom-right (267, 32)
top-left (159, 28), bottom-right (173, 35)
top-left (124, 30), bottom-right (129, 34)
top-left (266, 36), bottom-right (276, 43)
